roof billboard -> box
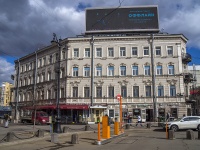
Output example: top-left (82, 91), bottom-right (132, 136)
top-left (85, 6), bottom-right (159, 34)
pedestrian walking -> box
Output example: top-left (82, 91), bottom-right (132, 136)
top-left (4, 114), bottom-right (10, 128)
top-left (136, 115), bottom-right (143, 126)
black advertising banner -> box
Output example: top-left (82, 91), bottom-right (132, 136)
top-left (85, 6), bottom-right (159, 34)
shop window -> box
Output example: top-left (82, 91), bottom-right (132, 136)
top-left (133, 109), bottom-right (141, 119)
top-left (96, 110), bottom-right (100, 117)
top-left (109, 109), bottom-right (114, 117)
top-left (158, 108), bottom-right (165, 117)
top-left (170, 108), bottom-right (177, 118)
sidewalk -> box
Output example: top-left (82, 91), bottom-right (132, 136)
top-left (1, 126), bottom-right (200, 150)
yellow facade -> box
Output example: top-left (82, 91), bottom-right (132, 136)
top-left (1, 82), bottom-right (13, 106)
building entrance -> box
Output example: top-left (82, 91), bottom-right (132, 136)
top-left (146, 109), bottom-right (153, 122)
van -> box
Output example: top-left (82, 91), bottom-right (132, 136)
top-left (32, 111), bottom-right (49, 125)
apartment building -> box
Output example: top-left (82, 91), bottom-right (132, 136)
top-left (12, 33), bottom-right (193, 123)
top-left (0, 82), bottom-right (13, 106)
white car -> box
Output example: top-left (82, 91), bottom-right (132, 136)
top-left (164, 116), bottom-right (200, 131)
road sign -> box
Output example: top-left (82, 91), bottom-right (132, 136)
top-left (116, 94), bottom-right (121, 101)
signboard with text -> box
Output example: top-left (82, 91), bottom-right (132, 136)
top-left (85, 6), bottom-right (159, 34)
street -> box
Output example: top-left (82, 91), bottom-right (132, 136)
top-left (0, 123), bottom-right (200, 150)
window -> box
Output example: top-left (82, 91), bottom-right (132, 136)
top-left (108, 47), bottom-right (114, 57)
top-left (55, 53), bottom-right (59, 61)
top-left (73, 87), bottom-right (78, 98)
top-left (132, 47), bottom-right (138, 56)
top-left (42, 73), bottom-right (45, 82)
top-left (108, 86), bottom-right (114, 98)
top-left (96, 87), bottom-right (102, 98)
top-left (170, 85), bottom-right (176, 96)
top-left (121, 86), bottom-right (127, 98)
top-left (144, 66), bottom-right (150, 76)
top-left (49, 55), bottom-right (53, 64)
top-left (73, 67), bottom-right (78, 77)
top-left (43, 57), bottom-right (46, 66)
top-left (132, 66), bottom-right (138, 76)
top-left (29, 62), bottom-right (32, 70)
top-left (158, 86), bottom-right (164, 97)
top-left (96, 48), bottom-right (102, 57)
top-left (38, 59), bottom-right (42, 67)
top-left (144, 47), bottom-right (149, 56)
top-left (156, 46), bottom-right (161, 56)
top-left (167, 46), bottom-right (173, 56)
top-left (47, 90), bottom-right (51, 99)
top-left (109, 109), bottom-right (114, 117)
top-left (168, 65), bottom-right (174, 75)
top-left (47, 72), bottom-right (51, 81)
top-left (120, 66), bottom-right (126, 76)
top-left (96, 66), bottom-right (102, 76)
top-left (28, 77), bottom-right (31, 85)
top-left (108, 66), bottom-right (114, 76)
top-left (41, 90), bottom-right (44, 100)
top-left (85, 48), bottom-right (90, 57)
top-left (120, 47), bottom-right (126, 57)
top-left (74, 48), bottom-right (79, 58)
top-left (146, 86), bottom-right (151, 97)
top-left (61, 88), bottom-right (64, 98)
top-left (62, 51), bottom-right (65, 60)
top-left (84, 67), bottom-right (90, 77)
top-left (156, 65), bottom-right (163, 75)
top-left (21, 66), bottom-right (24, 73)
top-left (84, 87), bottom-right (90, 98)
top-left (37, 74), bottom-right (40, 83)
top-left (133, 86), bottom-right (139, 98)
top-left (26, 64), bottom-right (29, 71)
top-left (60, 69), bottom-right (64, 78)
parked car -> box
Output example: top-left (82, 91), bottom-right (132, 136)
top-left (21, 115), bottom-right (32, 124)
top-left (163, 116), bottom-right (200, 131)
top-left (32, 111), bottom-right (49, 125)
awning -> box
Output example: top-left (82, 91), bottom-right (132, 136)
top-left (90, 105), bottom-right (107, 109)
top-left (60, 104), bottom-right (89, 110)
top-left (22, 104), bottom-right (89, 110)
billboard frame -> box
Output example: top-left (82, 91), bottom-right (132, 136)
top-left (85, 5), bottom-right (159, 35)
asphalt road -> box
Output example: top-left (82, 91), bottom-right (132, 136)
top-left (1, 123), bottom-right (200, 150)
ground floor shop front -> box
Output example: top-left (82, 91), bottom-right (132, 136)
top-left (17, 102), bottom-right (192, 124)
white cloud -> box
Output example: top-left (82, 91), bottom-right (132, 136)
top-left (0, 57), bottom-right (14, 86)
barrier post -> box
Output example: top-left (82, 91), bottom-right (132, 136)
top-left (98, 122), bottom-right (101, 141)
top-left (114, 122), bottom-right (119, 135)
top-left (166, 122), bottom-right (168, 139)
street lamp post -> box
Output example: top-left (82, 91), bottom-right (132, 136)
top-left (51, 33), bottom-right (62, 133)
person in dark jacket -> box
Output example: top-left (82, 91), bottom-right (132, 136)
top-left (4, 114), bottom-right (10, 128)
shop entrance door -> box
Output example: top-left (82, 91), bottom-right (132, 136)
top-left (146, 109), bottom-right (153, 122)
top-left (141, 109), bottom-right (146, 122)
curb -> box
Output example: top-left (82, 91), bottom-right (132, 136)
top-left (94, 132), bottom-right (125, 145)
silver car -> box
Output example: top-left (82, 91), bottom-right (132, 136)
top-left (164, 116), bottom-right (200, 131)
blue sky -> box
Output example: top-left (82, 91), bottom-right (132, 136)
top-left (0, 0), bottom-right (200, 85)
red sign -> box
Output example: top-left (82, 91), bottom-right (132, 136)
top-left (116, 94), bottom-right (121, 101)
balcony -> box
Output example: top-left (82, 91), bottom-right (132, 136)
top-left (182, 53), bottom-right (192, 64)
top-left (184, 73), bottom-right (196, 83)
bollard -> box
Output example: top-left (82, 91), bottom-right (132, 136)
top-left (198, 130), bottom-right (200, 140)
top-left (186, 130), bottom-right (195, 140)
top-left (71, 133), bottom-right (79, 144)
top-left (85, 125), bottom-right (90, 131)
top-left (36, 129), bottom-right (44, 137)
top-left (125, 124), bottom-right (130, 129)
top-left (147, 123), bottom-right (151, 129)
top-left (51, 133), bottom-right (58, 143)
top-left (168, 130), bottom-right (175, 140)
top-left (63, 126), bottom-right (69, 133)
top-left (6, 132), bottom-right (14, 142)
